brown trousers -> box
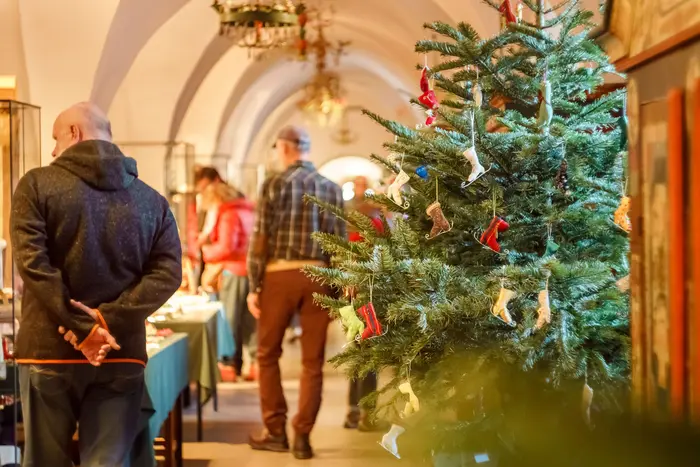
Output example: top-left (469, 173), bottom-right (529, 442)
top-left (258, 269), bottom-right (332, 435)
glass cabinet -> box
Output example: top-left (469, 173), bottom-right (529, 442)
top-left (0, 99), bottom-right (41, 465)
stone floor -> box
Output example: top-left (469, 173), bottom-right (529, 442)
top-left (180, 324), bottom-right (399, 467)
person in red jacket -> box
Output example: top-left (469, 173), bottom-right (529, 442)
top-left (186, 166), bottom-right (224, 287)
top-left (200, 182), bottom-right (257, 381)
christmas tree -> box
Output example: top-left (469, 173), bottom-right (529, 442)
top-left (307, 0), bottom-right (630, 461)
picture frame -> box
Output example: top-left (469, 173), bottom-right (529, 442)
top-left (616, 0), bottom-right (700, 71)
top-left (638, 97), bottom-right (670, 418)
top-left (632, 88), bottom-right (689, 420)
top-left (692, 77), bottom-right (700, 422)
top-left (667, 88), bottom-right (686, 421)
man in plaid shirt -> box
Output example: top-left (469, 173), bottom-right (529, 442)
top-left (247, 125), bottom-right (345, 460)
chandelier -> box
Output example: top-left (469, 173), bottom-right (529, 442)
top-left (296, 10), bottom-right (348, 127)
top-left (211, 1), bottom-right (301, 57)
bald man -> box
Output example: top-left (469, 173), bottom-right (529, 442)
top-left (10, 102), bottom-right (182, 466)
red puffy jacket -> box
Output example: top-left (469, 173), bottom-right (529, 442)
top-left (201, 199), bottom-right (255, 276)
top-left (348, 217), bottom-right (384, 242)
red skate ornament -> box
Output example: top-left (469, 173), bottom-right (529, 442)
top-left (499, 0), bottom-right (517, 27)
top-left (480, 216), bottom-right (510, 252)
top-left (358, 302), bottom-right (383, 340)
top-left (418, 67), bottom-right (439, 126)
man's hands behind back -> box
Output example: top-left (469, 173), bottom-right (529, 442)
top-left (58, 300), bottom-right (120, 366)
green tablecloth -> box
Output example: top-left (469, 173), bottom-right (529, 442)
top-left (152, 305), bottom-right (222, 399)
top-left (130, 333), bottom-right (189, 467)
top-left (145, 333), bottom-right (189, 436)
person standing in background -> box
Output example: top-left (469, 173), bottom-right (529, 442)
top-left (200, 182), bottom-right (258, 382)
top-left (247, 125), bottom-right (345, 460)
top-left (343, 176), bottom-right (386, 431)
top-left (11, 102), bottom-right (181, 466)
top-left (187, 166), bottom-right (224, 287)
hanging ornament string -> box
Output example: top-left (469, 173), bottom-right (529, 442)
top-left (493, 191), bottom-right (497, 218)
top-left (471, 109), bottom-right (476, 147)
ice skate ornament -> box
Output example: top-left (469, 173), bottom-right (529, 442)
top-left (516, 0), bottom-right (523, 23)
top-left (426, 202), bottom-right (452, 239)
top-left (358, 302), bottom-right (383, 340)
top-left (338, 305), bottom-right (365, 342)
top-left (582, 381), bottom-right (594, 428)
top-left (387, 169), bottom-right (411, 208)
top-left (555, 158), bottom-right (571, 196)
top-left (461, 110), bottom-right (490, 187)
top-left (499, 0), bottom-right (517, 29)
top-left (398, 381), bottom-right (421, 418)
top-left (613, 195), bottom-right (631, 233)
top-left (418, 64), bottom-right (439, 126)
top-left (535, 288), bottom-right (551, 330)
top-left (537, 73), bottom-right (553, 134)
top-left (462, 146), bottom-right (486, 184)
top-left (479, 216), bottom-right (510, 252)
top-left (616, 275), bottom-right (630, 292)
top-left (492, 286), bottom-right (516, 327)
top-left (380, 424), bottom-right (406, 459)
top-left (426, 182), bottom-right (453, 239)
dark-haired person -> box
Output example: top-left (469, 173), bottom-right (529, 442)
top-left (187, 166), bottom-right (224, 288)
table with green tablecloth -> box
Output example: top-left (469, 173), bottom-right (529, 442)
top-left (150, 302), bottom-right (233, 441)
top-left (146, 333), bottom-right (189, 437)
top-left (132, 332), bottom-right (189, 467)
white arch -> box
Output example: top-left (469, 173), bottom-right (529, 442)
top-left (216, 50), bottom-right (420, 164)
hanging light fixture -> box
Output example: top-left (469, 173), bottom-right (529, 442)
top-left (332, 106), bottom-right (359, 145)
top-left (296, 8), bottom-right (349, 127)
top-left (211, 0), bottom-right (301, 58)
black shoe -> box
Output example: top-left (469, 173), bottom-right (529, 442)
top-left (249, 428), bottom-right (289, 452)
top-left (293, 433), bottom-right (314, 460)
top-left (343, 409), bottom-right (360, 429)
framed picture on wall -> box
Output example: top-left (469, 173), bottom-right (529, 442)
top-left (639, 98), bottom-right (670, 419)
top-left (629, 0), bottom-right (700, 58)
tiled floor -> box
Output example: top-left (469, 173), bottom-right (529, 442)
top-left (180, 324), bottom-right (399, 466)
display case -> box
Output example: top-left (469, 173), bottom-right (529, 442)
top-left (0, 99), bottom-right (41, 464)
top-left (210, 153), bottom-right (266, 200)
top-left (116, 141), bottom-right (196, 245)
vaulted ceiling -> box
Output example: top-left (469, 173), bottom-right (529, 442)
top-left (2, 0), bottom-right (601, 176)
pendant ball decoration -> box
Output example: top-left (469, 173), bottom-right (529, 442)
top-left (415, 166), bottom-right (429, 180)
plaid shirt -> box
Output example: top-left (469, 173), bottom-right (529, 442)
top-left (247, 160), bottom-right (345, 291)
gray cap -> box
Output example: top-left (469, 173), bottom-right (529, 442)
top-left (275, 125), bottom-right (311, 151)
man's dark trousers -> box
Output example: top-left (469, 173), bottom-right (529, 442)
top-left (349, 372), bottom-right (377, 411)
top-left (19, 363), bottom-right (144, 467)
